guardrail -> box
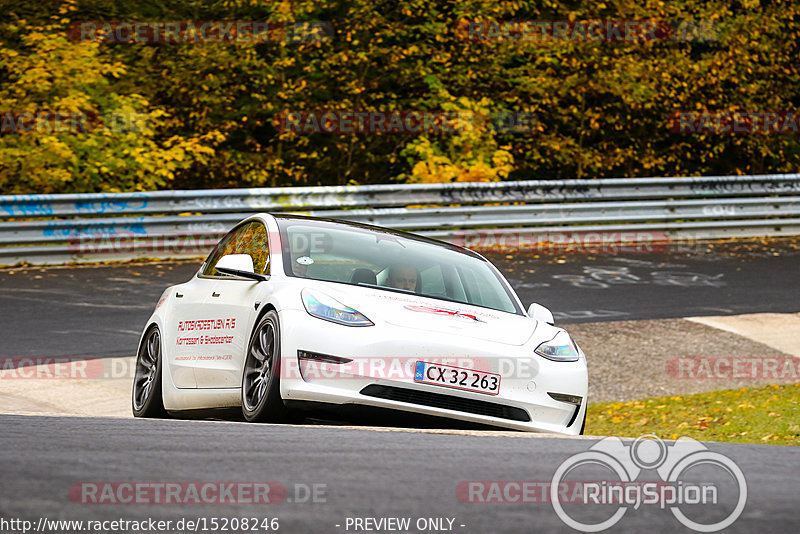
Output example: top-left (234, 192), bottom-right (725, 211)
top-left (2, 174), bottom-right (800, 265)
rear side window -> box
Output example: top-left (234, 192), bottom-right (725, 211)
top-left (202, 221), bottom-right (270, 276)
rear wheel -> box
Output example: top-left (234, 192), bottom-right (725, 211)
top-left (132, 327), bottom-right (166, 418)
top-left (242, 311), bottom-right (292, 422)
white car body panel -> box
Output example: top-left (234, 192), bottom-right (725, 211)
top-left (137, 213), bottom-right (589, 434)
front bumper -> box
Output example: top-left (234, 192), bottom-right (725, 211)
top-left (278, 308), bottom-right (588, 434)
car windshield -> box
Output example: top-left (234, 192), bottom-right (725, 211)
top-left (276, 217), bottom-right (522, 315)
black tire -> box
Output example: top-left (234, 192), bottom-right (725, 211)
top-left (242, 311), bottom-right (292, 422)
top-left (132, 326), bottom-right (167, 418)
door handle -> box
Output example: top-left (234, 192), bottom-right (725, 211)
top-left (212, 292), bottom-right (220, 297)
top-left (176, 293), bottom-right (184, 298)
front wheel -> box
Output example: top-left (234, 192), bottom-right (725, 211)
top-left (132, 326), bottom-right (166, 418)
top-left (242, 311), bottom-right (292, 422)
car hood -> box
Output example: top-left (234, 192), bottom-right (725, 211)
top-left (303, 282), bottom-right (538, 346)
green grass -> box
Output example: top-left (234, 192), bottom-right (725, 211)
top-left (586, 383), bottom-right (800, 446)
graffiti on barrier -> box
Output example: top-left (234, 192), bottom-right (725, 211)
top-left (74, 194), bottom-right (148, 214)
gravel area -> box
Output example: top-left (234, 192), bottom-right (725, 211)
top-left (568, 318), bottom-right (799, 403)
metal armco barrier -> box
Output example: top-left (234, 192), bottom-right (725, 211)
top-left (1, 174), bottom-right (800, 266)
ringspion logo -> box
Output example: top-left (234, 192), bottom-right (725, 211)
top-left (550, 435), bottom-right (747, 532)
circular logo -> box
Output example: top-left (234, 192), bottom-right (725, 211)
top-left (630, 434), bottom-right (667, 469)
top-left (550, 436), bottom-right (748, 532)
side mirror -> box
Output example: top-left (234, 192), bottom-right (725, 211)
top-left (527, 303), bottom-right (554, 325)
top-left (215, 254), bottom-right (267, 281)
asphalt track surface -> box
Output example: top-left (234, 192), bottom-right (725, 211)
top-left (1, 415), bottom-right (798, 534)
top-left (1, 241), bottom-right (799, 534)
top-left (1, 240), bottom-right (798, 359)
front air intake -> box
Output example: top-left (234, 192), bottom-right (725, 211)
top-left (360, 384), bottom-right (531, 422)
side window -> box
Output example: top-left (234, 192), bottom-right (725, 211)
top-left (201, 221), bottom-right (270, 276)
top-left (238, 221), bottom-right (270, 275)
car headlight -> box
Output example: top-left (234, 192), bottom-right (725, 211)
top-left (301, 288), bottom-right (374, 327)
top-left (534, 331), bottom-right (580, 362)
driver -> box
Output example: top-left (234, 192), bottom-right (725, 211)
top-left (384, 264), bottom-right (418, 292)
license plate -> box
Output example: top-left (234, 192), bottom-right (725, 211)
top-left (414, 361), bottom-right (500, 395)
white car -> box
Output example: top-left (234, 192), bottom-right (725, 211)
top-left (132, 214), bottom-right (589, 434)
